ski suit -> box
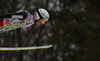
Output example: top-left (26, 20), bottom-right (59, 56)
top-left (0, 10), bottom-right (34, 28)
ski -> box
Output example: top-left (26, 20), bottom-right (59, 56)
top-left (0, 45), bottom-right (53, 51)
top-left (0, 20), bottom-right (27, 33)
top-left (0, 13), bottom-right (28, 33)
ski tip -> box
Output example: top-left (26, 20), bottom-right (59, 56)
top-left (49, 45), bottom-right (53, 47)
top-left (46, 45), bottom-right (53, 48)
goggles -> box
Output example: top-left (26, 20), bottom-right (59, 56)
top-left (40, 18), bottom-right (47, 24)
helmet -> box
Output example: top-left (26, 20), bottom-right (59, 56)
top-left (34, 8), bottom-right (49, 24)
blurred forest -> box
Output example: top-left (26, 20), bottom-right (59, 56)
top-left (0, 0), bottom-right (100, 61)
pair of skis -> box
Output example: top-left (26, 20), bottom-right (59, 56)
top-left (0, 14), bottom-right (53, 51)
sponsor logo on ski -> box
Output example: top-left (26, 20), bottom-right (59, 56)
top-left (0, 20), bottom-right (27, 33)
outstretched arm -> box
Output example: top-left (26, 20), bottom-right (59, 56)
top-left (0, 12), bottom-right (27, 20)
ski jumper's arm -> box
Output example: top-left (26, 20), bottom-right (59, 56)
top-left (0, 10), bottom-right (34, 28)
top-left (16, 10), bottom-right (34, 28)
top-left (0, 12), bottom-right (28, 27)
top-left (16, 10), bottom-right (28, 20)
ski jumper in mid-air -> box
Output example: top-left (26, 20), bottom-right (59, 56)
top-left (0, 8), bottom-right (50, 28)
top-left (0, 9), bottom-right (52, 51)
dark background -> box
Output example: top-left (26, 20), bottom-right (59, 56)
top-left (0, 0), bottom-right (100, 61)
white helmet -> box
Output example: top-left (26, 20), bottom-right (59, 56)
top-left (34, 8), bottom-right (49, 24)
